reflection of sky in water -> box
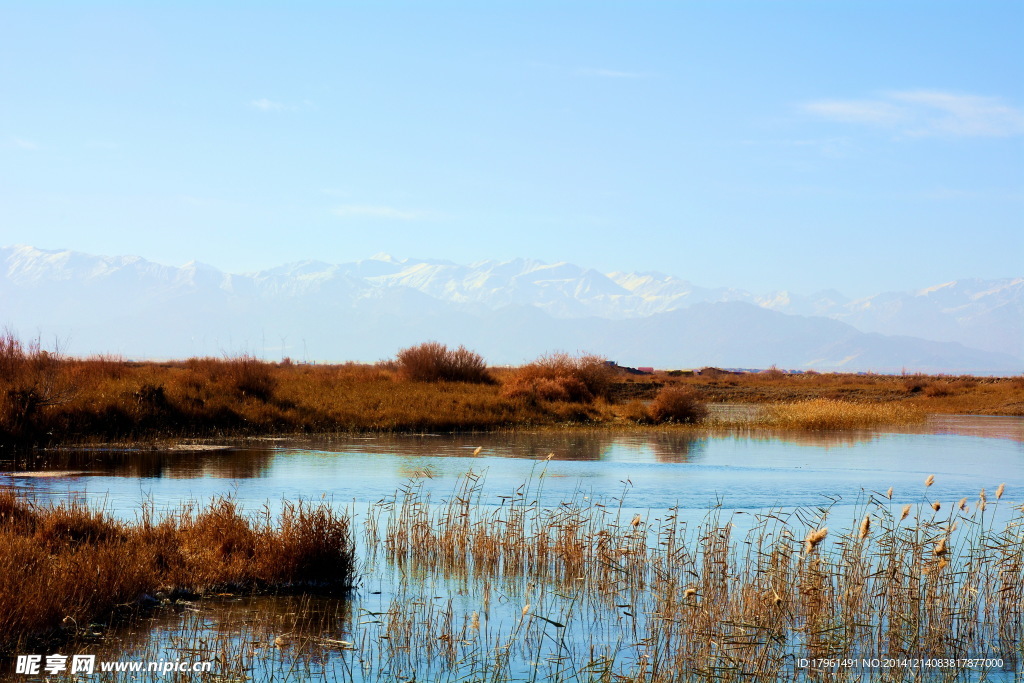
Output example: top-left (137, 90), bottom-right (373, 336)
top-left (1, 417), bottom-right (1020, 524)
top-left (2, 418), bottom-right (1021, 682)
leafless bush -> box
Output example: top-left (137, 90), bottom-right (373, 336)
top-left (395, 342), bottom-right (494, 384)
top-left (647, 386), bottom-right (707, 424)
top-left (501, 352), bottom-right (615, 403)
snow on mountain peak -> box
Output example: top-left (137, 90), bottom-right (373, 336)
top-left (1, 245), bottom-right (1020, 362)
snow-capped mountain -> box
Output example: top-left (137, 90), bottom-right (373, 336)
top-left (1, 245), bottom-right (1020, 372)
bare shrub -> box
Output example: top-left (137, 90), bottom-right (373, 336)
top-left (501, 352), bottom-right (615, 403)
top-left (395, 342), bottom-right (493, 384)
top-left (647, 386), bottom-right (707, 424)
top-left (0, 332), bottom-right (75, 441)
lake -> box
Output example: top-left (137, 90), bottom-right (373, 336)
top-left (1, 415), bottom-right (1021, 681)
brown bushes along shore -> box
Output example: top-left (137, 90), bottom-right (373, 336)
top-left (0, 334), bottom-right (1019, 448)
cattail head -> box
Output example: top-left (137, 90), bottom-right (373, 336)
top-left (925, 475), bottom-right (935, 487)
top-left (958, 497), bottom-right (968, 512)
top-left (772, 591), bottom-right (783, 606)
top-left (472, 446), bottom-right (483, 456)
top-left (979, 487), bottom-right (987, 502)
top-left (934, 537), bottom-right (948, 557)
top-left (804, 527), bottom-right (828, 554)
top-left (886, 486), bottom-right (893, 500)
top-left (859, 515), bottom-right (871, 539)
top-left (900, 504), bottom-right (911, 521)
top-left (631, 514), bottom-right (642, 527)
top-left (470, 611), bottom-right (480, 631)
top-left (683, 587), bottom-right (698, 599)
top-left (521, 603), bottom-right (531, 617)
top-left (979, 500), bottom-right (987, 512)
top-left (931, 501), bottom-right (941, 512)
top-left (996, 483), bottom-right (1005, 500)
top-left (545, 452), bottom-right (554, 461)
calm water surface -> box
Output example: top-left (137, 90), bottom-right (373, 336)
top-left (2, 416), bottom-right (1021, 681)
top-left (3, 415), bottom-right (1021, 517)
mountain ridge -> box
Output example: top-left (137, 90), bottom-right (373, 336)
top-left (1, 245), bottom-right (1020, 373)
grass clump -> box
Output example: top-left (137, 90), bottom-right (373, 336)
top-left (500, 352), bottom-right (615, 404)
top-left (761, 398), bottom-right (925, 430)
top-left (395, 341), bottom-right (494, 384)
top-left (0, 491), bottom-right (355, 653)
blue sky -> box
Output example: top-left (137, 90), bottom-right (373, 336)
top-left (1, 1), bottom-right (1021, 297)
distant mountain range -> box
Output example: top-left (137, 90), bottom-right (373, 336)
top-left (1, 245), bottom-right (1020, 374)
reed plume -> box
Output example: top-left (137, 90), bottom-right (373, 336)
top-left (804, 527), bottom-right (828, 554)
top-left (858, 515), bottom-right (871, 539)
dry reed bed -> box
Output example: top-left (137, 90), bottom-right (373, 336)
top-left (753, 398), bottom-right (926, 430)
top-left (19, 475), bottom-right (1022, 682)
top-left (358, 471), bottom-right (1023, 681)
top-left (0, 492), bottom-right (355, 655)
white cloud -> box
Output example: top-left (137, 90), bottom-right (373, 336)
top-left (890, 90), bottom-right (1024, 137)
top-left (333, 205), bottom-right (425, 220)
top-left (803, 90), bottom-right (1024, 137)
top-left (802, 100), bottom-right (906, 126)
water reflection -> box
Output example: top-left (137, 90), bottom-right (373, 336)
top-left (0, 448), bottom-right (275, 479)
top-left (927, 413), bottom-right (1024, 443)
top-left (1, 416), bottom-right (1020, 520)
top-left (270, 429), bottom-right (709, 463)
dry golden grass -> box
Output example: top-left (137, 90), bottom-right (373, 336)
top-left (1, 332), bottom-right (1019, 447)
top-left (758, 398), bottom-right (925, 430)
top-left (636, 369), bottom-right (1024, 416)
top-left (0, 340), bottom-right (568, 447)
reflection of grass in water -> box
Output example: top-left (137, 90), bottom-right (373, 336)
top-left (75, 471), bottom-right (1023, 682)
